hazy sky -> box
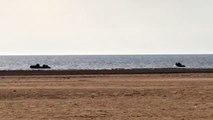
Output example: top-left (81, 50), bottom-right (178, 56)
top-left (0, 0), bottom-right (213, 55)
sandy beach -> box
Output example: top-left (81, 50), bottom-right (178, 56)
top-left (0, 73), bottom-right (213, 120)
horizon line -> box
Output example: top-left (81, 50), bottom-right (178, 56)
top-left (0, 53), bottom-right (212, 56)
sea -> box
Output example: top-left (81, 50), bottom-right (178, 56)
top-left (0, 55), bottom-right (213, 70)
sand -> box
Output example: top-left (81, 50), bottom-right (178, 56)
top-left (0, 73), bottom-right (213, 120)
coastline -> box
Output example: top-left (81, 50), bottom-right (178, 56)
top-left (1, 68), bottom-right (213, 76)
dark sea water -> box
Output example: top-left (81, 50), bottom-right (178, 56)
top-left (0, 55), bottom-right (213, 70)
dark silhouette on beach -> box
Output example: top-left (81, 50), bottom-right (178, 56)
top-left (175, 62), bottom-right (185, 67)
top-left (30, 64), bottom-right (51, 69)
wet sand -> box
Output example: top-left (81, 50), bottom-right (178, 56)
top-left (1, 68), bottom-right (213, 76)
top-left (0, 73), bottom-right (213, 120)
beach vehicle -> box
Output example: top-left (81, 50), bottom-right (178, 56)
top-left (175, 62), bottom-right (185, 67)
top-left (30, 64), bottom-right (51, 69)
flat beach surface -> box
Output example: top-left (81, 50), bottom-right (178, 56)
top-left (0, 73), bottom-right (213, 120)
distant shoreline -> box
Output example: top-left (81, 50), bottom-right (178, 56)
top-left (1, 68), bottom-right (213, 76)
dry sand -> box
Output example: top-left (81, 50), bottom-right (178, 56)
top-left (0, 73), bottom-right (213, 120)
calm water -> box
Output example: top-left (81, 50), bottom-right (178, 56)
top-left (0, 55), bottom-right (213, 70)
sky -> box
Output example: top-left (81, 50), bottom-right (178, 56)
top-left (0, 0), bottom-right (213, 55)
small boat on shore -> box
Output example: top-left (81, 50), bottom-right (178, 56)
top-left (30, 64), bottom-right (51, 69)
top-left (175, 62), bottom-right (185, 67)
